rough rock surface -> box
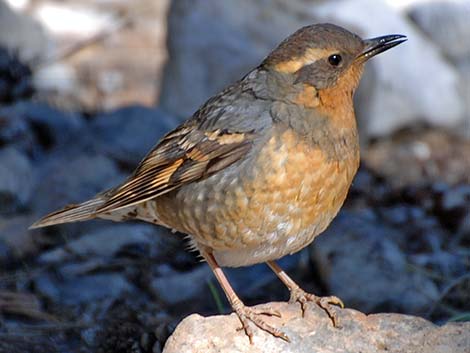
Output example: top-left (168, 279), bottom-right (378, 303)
top-left (163, 302), bottom-right (470, 353)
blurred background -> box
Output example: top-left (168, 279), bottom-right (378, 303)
top-left (0, 0), bottom-right (468, 352)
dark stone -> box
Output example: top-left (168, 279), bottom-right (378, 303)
top-left (0, 47), bottom-right (34, 103)
top-left (39, 224), bottom-right (167, 264)
top-left (0, 147), bottom-right (33, 213)
top-left (31, 153), bottom-right (124, 216)
top-left (0, 105), bottom-right (32, 152)
top-left (21, 102), bottom-right (84, 149)
top-left (0, 215), bottom-right (39, 259)
top-left (34, 272), bottom-right (134, 305)
top-left (311, 210), bottom-right (439, 315)
top-left (90, 105), bottom-right (176, 168)
top-left (0, 102), bottom-right (84, 156)
top-left (150, 265), bottom-right (211, 306)
top-left (0, 238), bottom-right (12, 265)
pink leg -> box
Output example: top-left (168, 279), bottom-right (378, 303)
top-left (267, 260), bottom-right (344, 327)
top-left (202, 250), bottom-right (289, 343)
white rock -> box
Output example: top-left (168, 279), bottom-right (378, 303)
top-left (163, 302), bottom-right (470, 353)
top-left (0, 1), bottom-right (52, 62)
top-left (409, 1), bottom-right (470, 61)
top-left (311, 0), bottom-right (465, 137)
top-left (33, 3), bottom-right (114, 38)
top-left (455, 59), bottom-right (470, 139)
top-left (4, 0), bottom-right (30, 11)
top-left (408, 0), bottom-right (470, 139)
top-left (384, 0), bottom-right (469, 12)
top-left (33, 63), bottom-right (78, 94)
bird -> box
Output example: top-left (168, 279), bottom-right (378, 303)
top-left (31, 23), bottom-right (406, 342)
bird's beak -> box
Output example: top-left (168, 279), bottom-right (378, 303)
top-left (357, 34), bottom-right (407, 62)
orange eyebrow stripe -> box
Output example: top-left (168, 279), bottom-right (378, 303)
top-left (274, 48), bottom-right (332, 73)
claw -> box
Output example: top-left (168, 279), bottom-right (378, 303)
top-left (289, 288), bottom-right (343, 327)
top-left (252, 306), bottom-right (282, 318)
top-left (233, 302), bottom-right (290, 343)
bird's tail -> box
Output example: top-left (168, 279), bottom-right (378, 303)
top-left (29, 197), bottom-right (106, 229)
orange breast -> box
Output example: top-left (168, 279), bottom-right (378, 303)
top-left (142, 124), bottom-right (359, 266)
top-left (228, 127), bottom-right (358, 247)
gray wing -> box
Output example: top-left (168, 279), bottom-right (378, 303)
top-left (96, 76), bottom-right (273, 213)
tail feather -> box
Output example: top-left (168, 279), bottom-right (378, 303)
top-left (29, 197), bottom-right (106, 229)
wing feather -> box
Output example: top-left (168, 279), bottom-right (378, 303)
top-left (96, 125), bottom-right (255, 213)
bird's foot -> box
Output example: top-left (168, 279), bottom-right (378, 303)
top-left (232, 300), bottom-right (289, 343)
top-left (289, 287), bottom-right (344, 327)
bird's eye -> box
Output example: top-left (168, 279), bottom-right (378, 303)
top-left (328, 54), bottom-right (342, 66)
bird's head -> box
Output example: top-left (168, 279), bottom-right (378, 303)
top-left (262, 23), bottom-right (406, 99)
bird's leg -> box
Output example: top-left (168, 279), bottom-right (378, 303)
top-left (267, 260), bottom-right (343, 327)
top-left (202, 250), bottom-right (289, 343)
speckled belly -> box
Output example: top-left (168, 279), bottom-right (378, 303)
top-left (138, 127), bottom-right (359, 267)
